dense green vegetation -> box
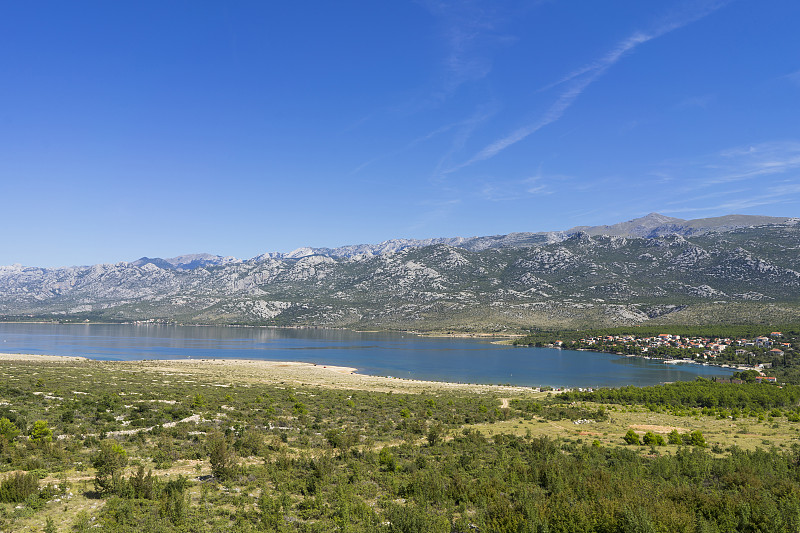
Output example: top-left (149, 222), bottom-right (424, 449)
top-left (2, 359), bottom-right (800, 531)
top-left (514, 325), bottom-right (800, 383)
top-left (514, 324), bottom-right (800, 346)
top-left (558, 380), bottom-right (800, 409)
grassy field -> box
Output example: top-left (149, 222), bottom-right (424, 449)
top-left (473, 402), bottom-right (800, 451)
top-left (0, 355), bottom-right (536, 531)
top-left (3, 354), bottom-right (800, 532)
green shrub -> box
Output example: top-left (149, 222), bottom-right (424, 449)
top-left (623, 429), bottom-right (641, 445)
top-left (207, 432), bottom-right (238, 481)
top-left (92, 440), bottom-right (128, 494)
top-left (0, 472), bottom-right (39, 503)
top-left (642, 431), bottom-right (665, 446)
top-left (690, 430), bottom-right (708, 448)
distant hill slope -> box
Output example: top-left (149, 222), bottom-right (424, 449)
top-left (131, 253), bottom-right (241, 270)
top-left (567, 213), bottom-right (799, 239)
top-left (1, 214), bottom-right (798, 331)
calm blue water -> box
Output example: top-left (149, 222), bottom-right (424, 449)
top-left (0, 323), bottom-right (733, 388)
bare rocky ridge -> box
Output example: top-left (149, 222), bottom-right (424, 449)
top-left (259, 213), bottom-right (799, 260)
top-left (1, 214), bottom-right (798, 330)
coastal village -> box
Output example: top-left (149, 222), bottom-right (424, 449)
top-left (547, 331), bottom-right (798, 381)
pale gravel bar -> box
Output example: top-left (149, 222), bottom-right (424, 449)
top-left (0, 352), bottom-right (88, 362)
top-left (0, 353), bottom-right (539, 395)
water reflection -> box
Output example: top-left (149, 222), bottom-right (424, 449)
top-left (0, 323), bottom-right (733, 388)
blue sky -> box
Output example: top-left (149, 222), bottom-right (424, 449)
top-left (2, 1), bottom-right (799, 267)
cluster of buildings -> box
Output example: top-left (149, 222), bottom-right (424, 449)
top-left (553, 331), bottom-right (794, 365)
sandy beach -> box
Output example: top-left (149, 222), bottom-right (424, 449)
top-left (0, 353), bottom-right (538, 395)
top-left (0, 352), bottom-right (88, 363)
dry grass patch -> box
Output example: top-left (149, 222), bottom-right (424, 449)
top-left (468, 403), bottom-right (800, 452)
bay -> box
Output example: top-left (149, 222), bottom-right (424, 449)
top-left (0, 323), bottom-right (733, 388)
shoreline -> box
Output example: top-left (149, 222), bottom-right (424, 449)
top-left (0, 347), bottom-right (736, 391)
top-left (1, 321), bottom-right (525, 338)
top-left (0, 353), bottom-right (542, 395)
top-left (0, 352), bottom-right (89, 362)
top-left (511, 344), bottom-right (753, 373)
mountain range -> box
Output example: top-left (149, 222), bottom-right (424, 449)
top-left (1, 213), bottom-right (799, 331)
top-left (116, 213), bottom-right (800, 268)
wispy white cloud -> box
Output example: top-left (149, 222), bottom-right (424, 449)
top-left (419, 1), bottom-right (504, 98)
top-left (461, 73), bottom-right (595, 167)
top-left (349, 2), bottom-right (521, 177)
top-left (349, 104), bottom-right (497, 184)
top-left (654, 141), bottom-right (800, 215)
top-left (700, 141), bottom-right (800, 186)
top-left (529, 139), bottom-right (800, 220)
top-left (662, 192), bottom-right (797, 215)
top-left (477, 172), bottom-right (561, 202)
top-left (541, 2), bottom-right (726, 93)
top-left (419, 1), bottom-right (547, 105)
top-left (431, 103), bottom-right (498, 180)
top-left (350, 119), bottom-right (465, 175)
top-left (452, 1), bottom-right (727, 170)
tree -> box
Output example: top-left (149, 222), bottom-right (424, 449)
top-left (207, 432), bottom-right (237, 481)
top-left (0, 418), bottom-right (20, 442)
top-left (160, 476), bottom-right (189, 525)
top-left (690, 430), bottom-right (708, 448)
top-left (258, 491), bottom-right (283, 530)
top-left (427, 423), bottom-right (443, 447)
top-left (624, 429), bottom-right (641, 445)
top-left (191, 393), bottom-right (206, 408)
top-left (668, 430), bottom-right (682, 445)
top-left (129, 465), bottom-right (155, 499)
top-left (733, 369), bottom-right (760, 383)
top-left (642, 431), bottom-right (664, 446)
top-left (325, 428), bottom-right (358, 453)
top-left (92, 440), bottom-right (128, 494)
top-left (29, 420), bottom-right (52, 443)
top-left (379, 447), bottom-right (397, 472)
